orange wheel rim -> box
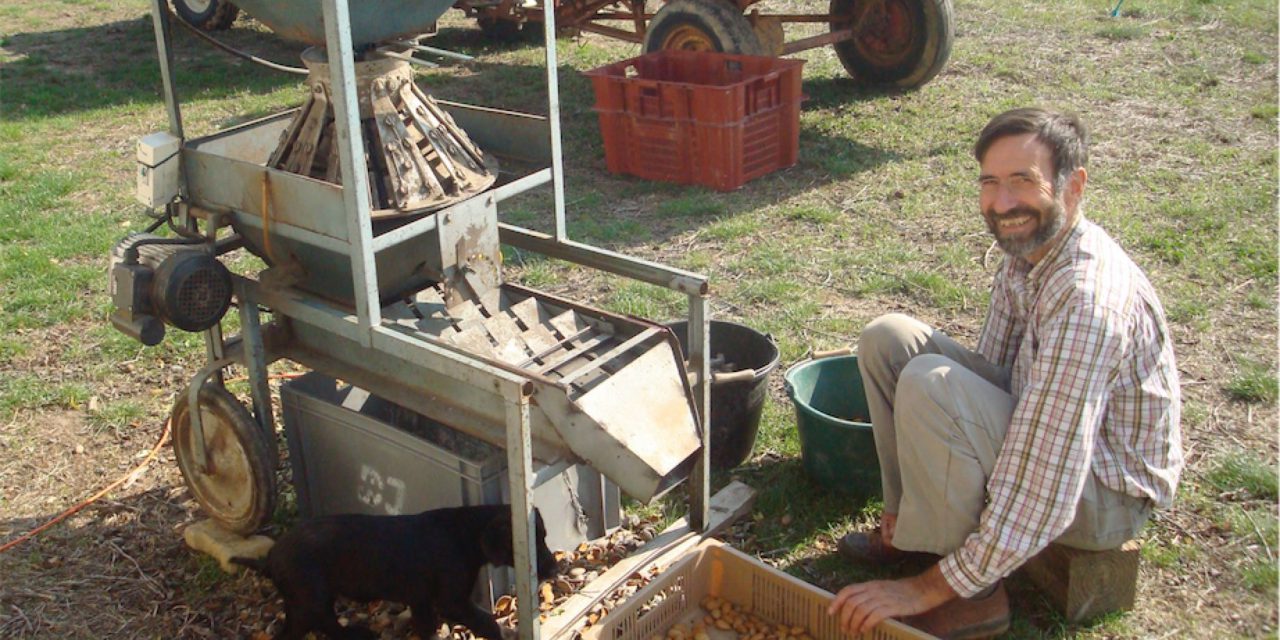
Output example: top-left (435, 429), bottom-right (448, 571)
top-left (663, 25), bottom-right (717, 50)
top-left (852, 0), bottom-right (914, 63)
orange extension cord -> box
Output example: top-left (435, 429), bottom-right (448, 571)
top-left (0, 372), bottom-right (306, 554)
top-left (0, 417), bottom-right (173, 555)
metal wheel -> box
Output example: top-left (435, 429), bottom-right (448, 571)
top-left (172, 0), bottom-right (240, 31)
top-left (642, 0), bottom-right (763, 56)
top-left (829, 0), bottom-right (953, 88)
top-left (171, 383), bottom-right (275, 534)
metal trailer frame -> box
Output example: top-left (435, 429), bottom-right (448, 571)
top-left (460, 0), bottom-right (854, 53)
top-left (145, 1), bottom-right (714, 638)
top-left (454, 0), bottom-right (955, 88)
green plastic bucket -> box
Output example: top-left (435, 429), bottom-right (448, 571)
top-left (783, 355), bottom-right (881, 496)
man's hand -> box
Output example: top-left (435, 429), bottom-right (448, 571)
top-left (826, 564), bottom-right (956, 635)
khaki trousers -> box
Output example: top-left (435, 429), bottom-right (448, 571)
top-left (856, 313), bottom-right (1151, 555)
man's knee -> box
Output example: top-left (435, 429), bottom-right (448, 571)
top-left (898, 354), bottom-right (955, 398)
top-left (858, 313), bottom-right (927, 364)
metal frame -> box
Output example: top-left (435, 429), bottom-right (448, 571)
top-left (455, 0), bottom-right (860, 54)
top-left (148, 1), bottom-right (712, 638)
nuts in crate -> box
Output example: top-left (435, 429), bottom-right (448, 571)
top-left (655, 596), bottom-right (815, 640)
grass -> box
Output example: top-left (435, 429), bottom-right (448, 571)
top-left (86, 399), bottom-right (147, 436)
top-left (1205, 451), bottom-right (1280, 502)
top-left (0, 0), bottom-right (1275, 638)
top-left (1226, 359), bottom-right (1280, 404)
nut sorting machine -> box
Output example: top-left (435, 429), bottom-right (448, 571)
top-left (109, 1), bottom-right (721, 637)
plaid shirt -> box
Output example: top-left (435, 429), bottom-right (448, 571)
top-left (938, 216), bottom-right (1184, 597)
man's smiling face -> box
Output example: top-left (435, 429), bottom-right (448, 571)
top-left (978, 133), bottom-right (1076, 263)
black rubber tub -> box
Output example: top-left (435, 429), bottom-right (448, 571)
top-left (666, 320), bottom-right (780, 470)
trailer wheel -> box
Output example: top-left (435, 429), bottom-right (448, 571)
top-left (830, 0), bottom-right (952, 88)
top-left (477, 15), bottom-right (542, 42)
top-left (172, 383), bottom-right (275, 534)
top-left (172, 0), bottom-right (240, 31)
top-left (642, 0), bottom-right (763, 56)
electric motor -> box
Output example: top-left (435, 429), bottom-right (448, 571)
top-left (108, 232), bottom-right (233, 345)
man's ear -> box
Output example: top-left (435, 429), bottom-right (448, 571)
top-left (1065, 166), bottom-right (1087, 211)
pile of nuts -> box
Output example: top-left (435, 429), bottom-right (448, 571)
top-left (667, 596), bottom-right (814, 640)
top-left (483, 515), bottom-right (664, 638)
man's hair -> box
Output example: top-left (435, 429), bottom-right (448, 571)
top-left (974, 108), bottom-right (1088, 191)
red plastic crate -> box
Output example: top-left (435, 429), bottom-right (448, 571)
top-left (585, 50), bottom-right (804, 191)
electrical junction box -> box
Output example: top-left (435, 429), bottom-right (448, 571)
top-left (136, 131), bottom-right (181, 208)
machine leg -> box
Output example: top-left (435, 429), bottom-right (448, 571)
top-left (686, 294), bottom-right (711, 532)
top-left (237, 281), bottom-right (277, 458)
top-left (203, 212), bottom-right (227, 385)
top-left (185, 356), bottom-right (237, 471)
top-left (504, 389), bottom-right (540, 640)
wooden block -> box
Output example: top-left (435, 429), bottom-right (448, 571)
top-left (1021, 540), bottom-right (1141, 622)
top-left (183, 519), bottom-right (274, 574)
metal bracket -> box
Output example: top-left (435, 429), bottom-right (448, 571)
top-left (186, 355), bottom-right (239, 472)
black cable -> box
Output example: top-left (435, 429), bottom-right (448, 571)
top-left (167, 4), bottom-right (308, 76)
top-left (144, 213), bottom-right (168, 233)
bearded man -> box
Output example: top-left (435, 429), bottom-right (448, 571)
top-left (827, 108), bottom-right (1184, 639)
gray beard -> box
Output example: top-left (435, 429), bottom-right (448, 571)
top-left (987, 199), bottom-right (1066, 259)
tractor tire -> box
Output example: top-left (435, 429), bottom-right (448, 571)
top-left (477, 15), bottom-right (543, 42)
top-left (642, 0), bottom-right (763, 56)
top-left (172, 0), bottom-right (240, 31)
top-left (171, 383), bottom-right (275, 535)
top-left (829, 0), bottom-right (953, 88)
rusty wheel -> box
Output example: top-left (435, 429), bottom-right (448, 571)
top-left (172, 383), bottom-right (275, 534)
top-left (172, 0), bottom-right (239, 31)
top-left (642, 0), bottom-right (763, 56)
top-left (829, 0), bottom-right (952, 88)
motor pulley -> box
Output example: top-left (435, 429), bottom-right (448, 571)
top-left (108, 232), bottom-right (233, 345)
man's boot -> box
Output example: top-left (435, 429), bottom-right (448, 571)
top-left (900, 582), bottom-right (1011, 640)
top-left (837, 530), bottom-right (939, 566)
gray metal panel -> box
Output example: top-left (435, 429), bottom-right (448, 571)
top-left (186, 111), bottom-right (295, 163)
top-left (280, 373), bottom-right (616, 552)
top-left (235, 211), bottom-right (441, 304)
top-left (183, 149), bottom-right (350, 240)
top-left (281, 373), bottom-right (497, 516)
top-left (282, 319), bottom-right (571, 462)
top-left (439, 101), bottom-right (551, 165)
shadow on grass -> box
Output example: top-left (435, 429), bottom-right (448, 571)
top-left (0, 13), bottom-right (305, 121)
